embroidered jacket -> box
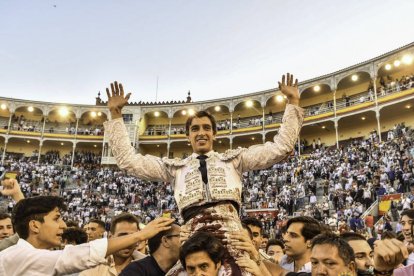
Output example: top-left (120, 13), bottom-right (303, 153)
top-left (103, 104), bottom-right (304, 213)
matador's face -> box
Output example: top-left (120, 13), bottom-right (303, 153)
top-left (188, 116), bottom-right (215, 155)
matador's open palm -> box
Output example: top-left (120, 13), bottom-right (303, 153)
top-left (278, 73), bottom-right (300, 106)
top-left (106, 81), bottom-right (131, 119)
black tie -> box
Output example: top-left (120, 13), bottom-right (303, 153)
top-left (197, 155), bottom-right (208, 184)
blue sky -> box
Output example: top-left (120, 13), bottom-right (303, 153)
top-left (1, 0), bottom-right (414, 105)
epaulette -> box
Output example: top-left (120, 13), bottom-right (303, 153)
top-left (162, 157), bottom-right (188, 167)
top-left (219, 147), bottom-right (244, 161)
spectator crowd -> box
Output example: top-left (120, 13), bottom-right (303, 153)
top-left (1, 121), bottom-right (414, 274)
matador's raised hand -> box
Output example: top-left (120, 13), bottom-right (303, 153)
top-left (278, 73), bottom-right (300, 106)
top-left (106, 81), bottom-right (132, 119)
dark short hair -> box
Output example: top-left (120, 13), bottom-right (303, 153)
top-left (312, 233), bottom-right (355, 265)
top-left (185, 111), bottom-right (217, 136)
top-left (12, 196), bottom-right (67, 240)
top-left (0, 213), bottom-right (11, 221)
top-left (340, 232), bottom-right (366, 242)
top-left (241, 223), bottom-right (253, 240)
top-left (266, 239), bottom-right (285, 253)
top-left (286, 216), bottom-right (322, 241)
top-left (242, 217), bottom-right (263, 231)
top-left (401, 209), bottom-right (414, 220)
top-left (110, 213), bottom-right (140, 234)
top-left (65, 220), bottom-right (79, 228)
top-left (62, 227), bottom-right (88, 245)
top-left (397, 232), bottom-right (405, 242)
top-left (381, 231), bottom-right (397, 240)
top-left (148, 223), bottom-right (179, 254)
top-left (180, 231), bottom-right (224, 269)
top-left (89, 219), bottom-right (105, 229)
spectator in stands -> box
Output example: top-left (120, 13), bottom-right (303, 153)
top-left (0, 195), bottom-right (175, 275)
top-left (0, 213), bottom-right (13, 240)
top-left (81, 213), bottom-right (145, 275)
top-left (86, 218), bottom-right (106, 241)
top-left (121, 223), bottom-right (181, 275)
top-left (280, 216), bottom-right (322, 273)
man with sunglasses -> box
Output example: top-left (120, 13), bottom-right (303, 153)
top-left (121, 223), bottom-right (181, 275)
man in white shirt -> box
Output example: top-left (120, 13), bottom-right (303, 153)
top-left (309, 193), bottom-right (317, 205)
top-left (0, 195), bottom-right (174, 276)
top-left (280, 216), bottom-right (322, 273)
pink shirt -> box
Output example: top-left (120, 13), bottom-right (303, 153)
top-left (394, 264), bottom-right (414, 276)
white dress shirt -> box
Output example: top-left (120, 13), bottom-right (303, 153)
top-left (0, 238), bottom-right (107, 276)
top-left (279, 254), bottom-right (312, 273)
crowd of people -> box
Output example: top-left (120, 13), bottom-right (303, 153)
top-left (1, 73), bottom-right (414, 275)
top-left (0, 125), bottom-right (414, 274)
top-left (142, 72), bottom-right (414, 138)
top-left (1, 121), bottom-right (414, 238)
top-left (67, 126), bottom-right (104, 136)
top-left (41, 150), bottom-right (102, 166)
top-left (0, 181), bottom-right (413, 275)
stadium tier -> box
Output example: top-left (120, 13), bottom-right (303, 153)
top-left (0, 42), bottom-right (413, 165)
top-left (2, 43), bottom-right (414, 276)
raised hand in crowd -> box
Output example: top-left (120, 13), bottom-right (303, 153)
top-left (373, 238), bottom-right (408, 273)
top-left (229, 231), bottom-right (276, 276)
top-left (278, 73), bottom-right (300, 106)
top-left (179, 225), bottom-right (191, 245)
top-left (236, 255), bottom-right (271, 276)
top-left (106, 81), bottom-right (132, 119)
top-left (106, 216), bottom-right (174, 257)
top-left (229, 231), bottom-right (261, 263)
top-left (1, 179), bottom-right (24, 202)
top-left (139, 217), bottom-right (175, 241)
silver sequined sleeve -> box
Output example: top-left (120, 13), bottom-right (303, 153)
top-left (235, 104), bottom-right (304, 172)
top-left (103, 118), bottom-right (174, 182)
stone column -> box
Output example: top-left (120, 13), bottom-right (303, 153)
top-left (372, 75), bottom-right (382, 142)
top-left (70, 143), bottom-right (76, 168)
top-left (334, 120), bottom-right (339, 149)
top-left (37, 140), bottom-right (43, 164)
top-left (1, 139), bottom-right (8, 164)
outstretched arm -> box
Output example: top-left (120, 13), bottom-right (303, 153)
top-left (103, 82), bottom-right (174, 182)
top-left (279, 72), bottom-right (300, 106)
top-left (1, 179), bottom-right (24, 202)
top-left (374, 238), bottom-right (408, 274)
top-left (236, 73), bottom-right (303, 172)
top-left (106, 81), bottom-right (131, 120)
top-left (106, 217), bottom-right (174, 257)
